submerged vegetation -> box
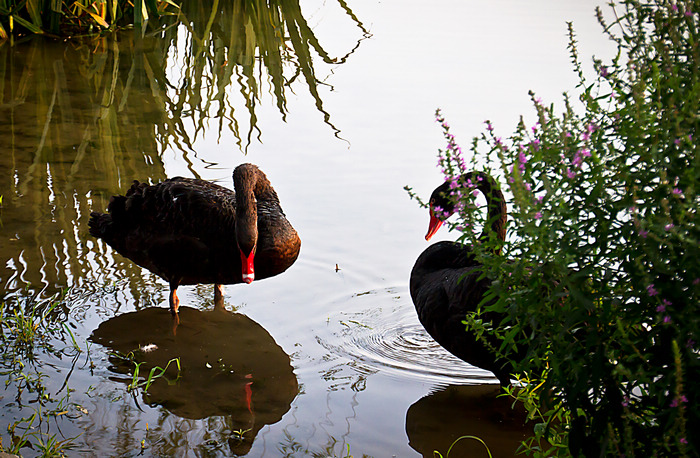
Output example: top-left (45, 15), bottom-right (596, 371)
top-left (0, 293), bottom-right (184, 456)
top-left (413, 0), bottom-right (698, 455)
top-left (0, 293), bottom-right (82, 456)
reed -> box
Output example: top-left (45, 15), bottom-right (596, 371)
top-left (0, 0), bottom-right (179, 38)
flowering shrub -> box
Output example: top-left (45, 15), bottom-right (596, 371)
top-left (414, 1), bottom-right (699, 456)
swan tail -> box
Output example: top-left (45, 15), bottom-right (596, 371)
top-left (88, 211), bottom-right (112, 239)
top-left (89, 181), bottom-right (148, 240)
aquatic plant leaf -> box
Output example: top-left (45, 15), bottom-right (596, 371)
top-left (26, 0), bottom-right (42, 28)
top-left (10, 14), bottom-right (43, 34)
top-left (74, 4), bottom-right (110, 28)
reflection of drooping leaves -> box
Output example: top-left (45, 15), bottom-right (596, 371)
top-left (166, 0), bottom-right (370, 151)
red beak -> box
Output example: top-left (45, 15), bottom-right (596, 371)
top-left (240, 248), bottom-right (255, 284)
top-left (425, 207), bottom-right (443, 241)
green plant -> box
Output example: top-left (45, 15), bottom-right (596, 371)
top-left (109, 350), bottom-right (181, 393)
top-left (0, 0), bottom-right (180, 38)
top-left (433, 435), bottom-right (493, 458)
top-left (411, 0), bottom-right (698, 456)
top-left (0, 294), bottom-right (85, 456)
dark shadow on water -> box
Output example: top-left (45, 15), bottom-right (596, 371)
top-left (90, 305), bottom-right (298, 455)
top-left (405, 384), bottom-right (532, 458)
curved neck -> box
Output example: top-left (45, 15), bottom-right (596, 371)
top-left (233, 164), bottom-right (278, 255)
top-left (466, 172), bottom-right (506, 243)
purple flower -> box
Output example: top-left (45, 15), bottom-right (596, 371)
top-left (566, 168), bottom-right (576, 179)
top-left (639, 229), bottom-right (648, 238)
top-left (580, 148), bottom-right (591, 157)
top-left (672, 188), bottom-right (683, 196)
top-left (664, 223), bottom-right (674, 231)
top-left (621, 396), bottom-right (630, 407)
top-left (565, 131), bottom-right (572, 138)
top-left (535, 211), bottom-right (543, 220)
top-left (656, 304), bottom-right (666, 312)
top-left (672, 4), bottom-right (678, 11)
top-left (681, 438), bottom-right (688, 445)
top-left (663, 315), bottom-right (672, 324)
top-left (670, 395), bottom-right (687, 407)
top-left (674, 138), bottom-right (681, 145)
top-left (495, 137), bottom-right (503, 146)
top-left (537, 195), bottom-right (544, 203)
top-left (685, 11), bottom-right (692, 17)
top-left (600, 66), bottom-right (609, 77)
top-left (518, 150), bottom-right (528, 164)
top-left (485, 121), bottom-right (494, 132)
top-left (524, 183), bottom-right (531, 191)
top-left (647, 284), bottom-right (658, 296)
top-left (572, 153), bottom-right (583, 168)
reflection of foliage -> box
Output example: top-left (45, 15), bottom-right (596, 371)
top-left (278, 431), bottom-right (359, 458)
top-left (164, 0), bottom-right (369, 150)
top-left (0, 37), bottom-right (168, 297)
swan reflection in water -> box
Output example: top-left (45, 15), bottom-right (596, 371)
top-left (406, 384), bottom-right (531, 458)
top-left (90, 304), bottom-right (298, 455)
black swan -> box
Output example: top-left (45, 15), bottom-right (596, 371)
top-left (89, 163), bottom-right (301, 314)
top-left (409, 171), bottom-right (515, 386)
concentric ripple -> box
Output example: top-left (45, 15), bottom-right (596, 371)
top-left (316, 287), bottom-right (500, 386)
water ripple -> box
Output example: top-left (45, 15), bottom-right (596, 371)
top-left (316, 287), bottom-right (500, 386)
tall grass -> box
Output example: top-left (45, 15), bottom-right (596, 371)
top-left (0, 0), bottom-right (180, 39)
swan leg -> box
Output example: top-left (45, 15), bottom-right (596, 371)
top-left (169, 285), bottom-right (180, 315)
top-left (214, 284), bottom-right (225, 310)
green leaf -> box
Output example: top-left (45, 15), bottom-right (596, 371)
top-left (26, 0), bottom-right (42, 28)
top-left (10, 14), bottom-right (43, 34)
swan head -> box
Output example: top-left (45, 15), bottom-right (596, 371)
top-left (425, 181), bottom-right (456, 240)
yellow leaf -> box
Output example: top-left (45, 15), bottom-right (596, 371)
top-left (73, 4), bottom-right (110, 28)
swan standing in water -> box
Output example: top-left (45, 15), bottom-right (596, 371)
top-left (89, 163), bottom-right (301, 314)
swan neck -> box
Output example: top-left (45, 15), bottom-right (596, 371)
top-left (464, 172), bottom-right (507, 245)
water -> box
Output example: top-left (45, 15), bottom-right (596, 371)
top-left (0, 1), bottom-right (613, 456)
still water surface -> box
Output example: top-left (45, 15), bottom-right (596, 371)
top-left (0, 1), bottom-right (611, 456)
